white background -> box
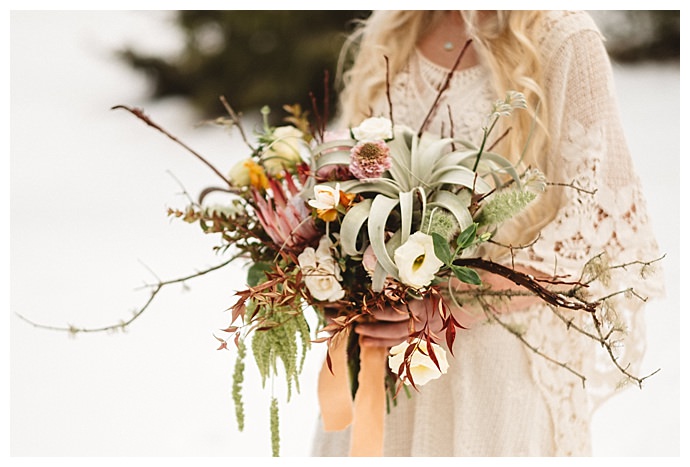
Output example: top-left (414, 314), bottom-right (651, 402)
top-left (9, 10), bottom-right (681, 459)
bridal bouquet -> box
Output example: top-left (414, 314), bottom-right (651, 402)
top-left (161, 91), bottom-right (552, 455)
top-left (38, 84), bottom-right (656, 457)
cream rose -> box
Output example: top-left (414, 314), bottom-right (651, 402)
top-left (351, 116), bottom-right (393, 141)
top-left (297, 236), bottom-right (344, 302)
top-left (388, 339), bottom-right (450, 386)
top-left (261, 126), bottom-right (310, 175)
top-left (394, 231), bottom-right (444, 289)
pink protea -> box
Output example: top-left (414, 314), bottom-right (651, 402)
top-left (349, 140), bottom-right (392, 179)
top-left (252, 174), bottom-right (319, 252)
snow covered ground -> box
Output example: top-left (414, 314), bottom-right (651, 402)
top-left (9, 11), bottom-right (680, 458)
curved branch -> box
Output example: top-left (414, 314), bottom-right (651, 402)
top-left (454, 257), bottom-right (597, 313)
top-left (111, 105), bottom-right (232, 188)
top-left (16, 255), bottom-right (240, 335)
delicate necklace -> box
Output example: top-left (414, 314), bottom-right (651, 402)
top-left (443, 41), bottom-right (454, 51)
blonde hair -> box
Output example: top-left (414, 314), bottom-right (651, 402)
top-left (337, 10), bottom-right (562, 256)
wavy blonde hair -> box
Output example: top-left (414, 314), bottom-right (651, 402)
top-left (336, 10), bottom-right (562, 256)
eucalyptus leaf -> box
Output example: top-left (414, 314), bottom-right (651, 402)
top-left (456, 223), bottom-right (478, 249)
top-left (451, 265), bottom-right (482, 285)
top-left (432, 232), bottom-right (453, 266)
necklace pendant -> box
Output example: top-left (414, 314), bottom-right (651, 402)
top-left (443, 41), bottom-right (454, 51)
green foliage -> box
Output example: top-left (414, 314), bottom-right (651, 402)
top-left (475, 189), bottom-right (537, 227)
top-left (231, 338), bottom-right (247, 431)
top-left (431, 229), bottom-right (483, 286)
top-left (422, 208), bottom-right (460, 242)
top-left (270, 397), bottom-right (280, 457)
top-left (246, 262), bottom-right (272, 287)
top-left (592, 11), bottom-right (680, 63)
top-left (118, 11), bottom-right (371, 118)
top-left (250, 305), bottom-right (311, 401)
top-left (118, 11), bottom-right (678, 121)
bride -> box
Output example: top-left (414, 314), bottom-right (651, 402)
top-left (311, 10), bottom-right (665, 457)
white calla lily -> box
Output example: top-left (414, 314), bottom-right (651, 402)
top-left (394, 231), bottom-right (443, 289)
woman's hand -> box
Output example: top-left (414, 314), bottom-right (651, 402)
top-left (355, 298), bottom-right (443, 348)
top-left (355, 264), bottom-right (547, 348)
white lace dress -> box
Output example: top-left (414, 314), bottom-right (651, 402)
top-left (311, 11), bottom-right (664, 456)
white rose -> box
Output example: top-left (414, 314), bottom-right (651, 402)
top-left (351, 117), bottom-right (393, 141)
top-left (388, 339), bottom-right (450, 386)
top-left (261, 126), bottom-right (310, 175)
top-left (297, 246), bottom-right (317, 269)
top-left (297, 237), bottom-right (344, 302)
top-left (394, 231), bottom-right (444, 289)
top-left (301, 260), bottom-right (345, 302)
top-left (307, 183), bottom-right (341, 210)
top-left (315, 235), bottom-right (337, 262)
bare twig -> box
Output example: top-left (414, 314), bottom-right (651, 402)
top-left (418, 39), bottom-right (472, 136)
top-left (219, 95), bottom-right (255, 152)
top-left (548, 180), bottom-right (597, 196)
top-left (112, 105), bottom-right (232, 187)
top-left (454, 257), bottom-right (597, 313)
top-left (16, 255), bottom-right (241, 335)
top-left (480, 297), bottom-right (588, 387)
top-left (384, 55), bottom-right (395, 128)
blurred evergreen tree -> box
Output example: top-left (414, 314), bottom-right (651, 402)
top-left (119, 11), bottom-right (679, 119)
top-left (590, 10), bottom-right (680, 63)
top-left (118, 11), bottom-right (370, 119)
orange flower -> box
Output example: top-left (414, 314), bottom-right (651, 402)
top-left (246, 160), bottom-right (269, 190)
top-left (316, 208), bottom-right (339, 222)
top-left (339, 191), bottom-right (356, 208)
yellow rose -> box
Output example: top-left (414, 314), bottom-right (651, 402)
top-left (261, 126), bottom-right (310, 175)
top-left (228, 158), bottom-right (268, 189)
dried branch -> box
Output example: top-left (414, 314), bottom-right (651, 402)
top-left (15, 255), bottom-right (240, 335)
top-left (548, 180), bottom-right (597, 196)
top-left (454, 257), bottom-right (597, 313)
top-left (450, 253), bottom-right (665, 388)
top-left (417, 39), bottom-right (472, 136)
top-left (481, 297), bottom-right (588, 386)
top-left (384, 55), bottom-right (394, 128)
top-left (111, 104), bottom-right (232, 187)
top-left (218, 95), bottom-right (255, 152)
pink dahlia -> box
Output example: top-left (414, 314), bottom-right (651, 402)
top-left (349, 140), bottom-right (392, 179)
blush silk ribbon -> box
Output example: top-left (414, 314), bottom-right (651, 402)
top-left (317, 332), bottom-right (387, 456)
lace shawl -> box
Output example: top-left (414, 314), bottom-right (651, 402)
top-left (311, 10), bottom-right (664, 457)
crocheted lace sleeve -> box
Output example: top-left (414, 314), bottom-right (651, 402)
top-left (508, 10), bottom-right (666, 419)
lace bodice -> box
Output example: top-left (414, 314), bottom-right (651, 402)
top-left (312, 10), bottom-right (664, 457)
top-left (383, 49), bottom-right (494, 141)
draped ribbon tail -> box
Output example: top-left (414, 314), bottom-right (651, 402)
top-left (349, 338), bottom-right (388, 457)
top-left (317, 332), bottom-right (354, 431)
